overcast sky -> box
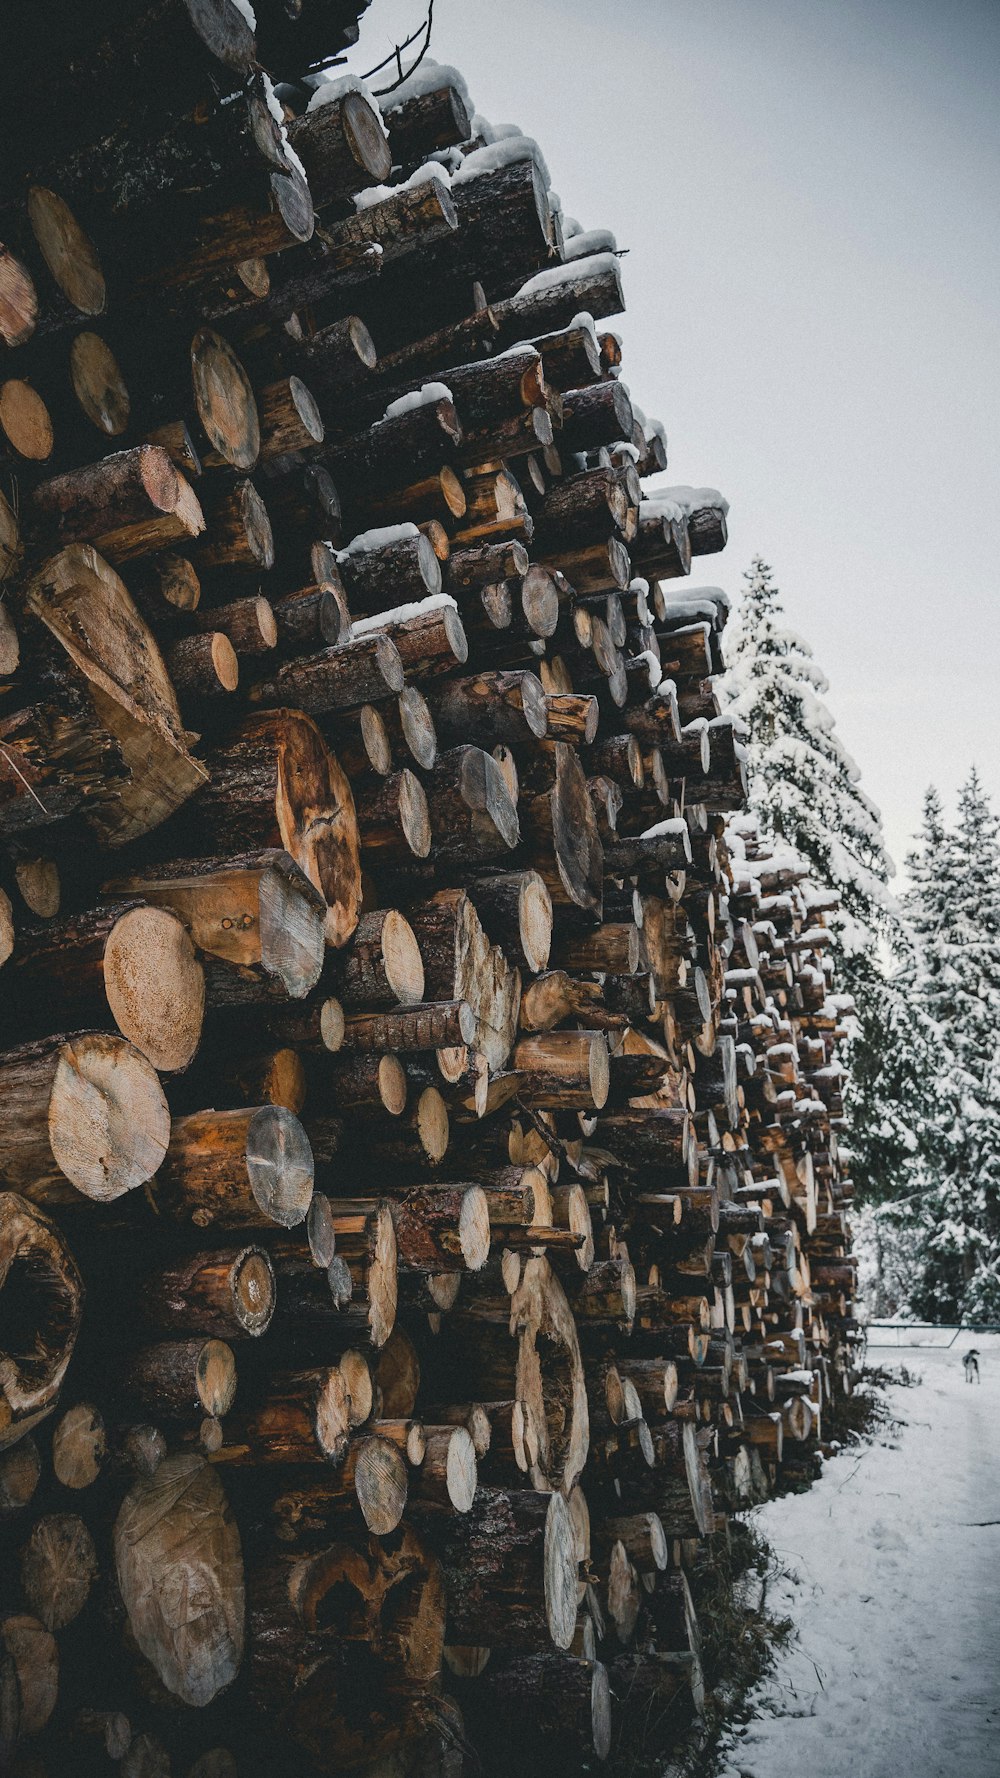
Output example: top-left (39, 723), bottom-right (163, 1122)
top-left (343, 0), bottom-right (1000, 874)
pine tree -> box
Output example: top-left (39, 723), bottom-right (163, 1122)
top-left (721, 557), bottom-right (893, 953)
top-left (721, 557), bottom-right (945, 1318)
top-left (903, 772), bottom-right (1000, 1319)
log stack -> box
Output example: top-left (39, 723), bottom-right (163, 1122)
top-left (0, 15), bottom-right (856, 1776)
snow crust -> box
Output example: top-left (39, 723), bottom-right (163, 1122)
top-left (452, 133), bottom-right (550, 189)
top-left (352, 593), bottom-right (457, 636)
top-left (382, 382), bottom-right (452, 421)
top-left (633, 648), bottom-right (662, 691)
top-left (639, 817), bottom-right (689, 841)
top-left (659, 586), bottom-right (731, 627)
top-left (379, 58), bottom-right (472, 115)
top-left (562, 227), bottom-right (617, 261)
top-left (647, 482), bottom-right (730, 518)
top-left (517, 250), bottom-right (621, 297)
top-left (337, 523), bottom-right (419, 558)
top-left (262, 75), bottom-right (307, 182)
top-left (353, 161), bottom-right (450, 210)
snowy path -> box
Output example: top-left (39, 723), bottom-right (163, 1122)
top-left (728, 1344), bottom-right (1000, 1778)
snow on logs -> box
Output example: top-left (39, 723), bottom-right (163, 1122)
top-left (0, 22), bottom-right (855, 1778)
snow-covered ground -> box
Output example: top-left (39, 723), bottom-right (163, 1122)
top-left (727, 1339), bottom-right (1000, 1778)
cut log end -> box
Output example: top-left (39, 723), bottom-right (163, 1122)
top-left (246, 1105), bottom-right (315, 1227)
top-left (191, 328), bottom-right (261, 472)
top-left (378, 1053), bottom-right (408, 1115)
top-left (52, 1402), bottom-right (106, 1490)
top-left (0, 379), bottom-right (54, 461)
top-left (353, 1435), bottom-right (408, 1534)
top-left (70, 331), bottom-right (130, 436)
top-left (231, 1246), bottom-right (276, 1336)
top-left (368, 1203), bottom-right (398, 1348)
top-left (416, 1086), bottom-right (450, 1163)
top-left (28, 186), bottom-right (105, 315)
top-left (50, 1034), bottom-right (170, 1201)
top-left (544, 1489), bottom-right (580, 1649)
top-left (0, 246), bottom-right (37, 346)
top-left (103, 904), bottom-right (205, 1073)
top-left (459, 1185), bottom-right (491, 1271)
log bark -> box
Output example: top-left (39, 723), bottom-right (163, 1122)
top-left (194, 711), bottom-right (361, 948)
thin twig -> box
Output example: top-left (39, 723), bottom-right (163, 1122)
top-left (362, 2), bottom-right (436, 97)
top-left (0, 746), bottom-right (48, 813)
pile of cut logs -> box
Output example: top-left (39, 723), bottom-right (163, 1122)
top-left (0, 7), bottom-right (857, 1774)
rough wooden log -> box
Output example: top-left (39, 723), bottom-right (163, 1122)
top-left (106, 851), bottom-right (327, 1002)
top-left (193, 711), bottom-right (361, 948)
top-left (114, 1454), bottom-right (244, 1707)
top-left (0, 1034), bottom-right (169, 1206)
top-left (3, 901), bottom-right (204, 1071)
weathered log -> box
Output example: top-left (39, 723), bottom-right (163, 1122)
top-left (249, 629), bottom-right (405, 714)
top-left (468, 869), bottom-right (552, 975)
top-left (152, 1105), bottom-right (314, 1230)
top-left (0, 1194), bottom-right (82, 1450)
top-left (19, 543), bottom-right (207, 842)
top-left (107, 851), bottom-right (327, 1002)
top-left (4, 901), bottom-right (204, 1071)
top-left (193, 711), bottom-right (361, 948)
top-left (439, 1486), bottom-right (578, 1651)
top-left (114, 1454), bottom-right (244, 1707)
top-left (138, 1245), bottom-right (276, 1340)
top-left (334, 907), bottom-right (425, 1009)
top-left (286, 90), bottom-right (392, 206)
top-left (0, 1033), bottom-right (169, 1206)
top-left (519, 741), bottom-right (603, 915)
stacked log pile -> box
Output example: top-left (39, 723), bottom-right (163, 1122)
top-left (0, 12), bottom-right (856, 1775)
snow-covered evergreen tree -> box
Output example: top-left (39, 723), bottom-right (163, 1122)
top-left (723, 556), bottom-right (1000, 1320)
top-left (721, 556), bottom-right (893, 953)
top-left (720, 557), bottom-right (958, 1318)
top-left (902, 772), bottom-right (1000, 1319)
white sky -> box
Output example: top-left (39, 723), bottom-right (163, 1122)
top-left (341, 0), bottom-right (1000, 875)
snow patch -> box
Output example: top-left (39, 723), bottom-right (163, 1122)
top-left (379, 58), bottom-right (471, 116)
top-left (452, 133), bottom-right (550, 189)
top-left (262, 75), bottom-right (307, 183)
top-left (337, 523), bottom-right (419, 559)
top-left (517, 250), bottom-right (621, 297)
top-left (382, 382), bottom-right (453, 421)
top-left (352, 593), bottom-right (458, 636)
top-left (354, 160), bottom-right (451, 210)
top-left (562, 227), bottom-right (617, 260)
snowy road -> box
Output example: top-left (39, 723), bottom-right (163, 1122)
top-left (729, 1343), bottom-right (1000, 1778)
